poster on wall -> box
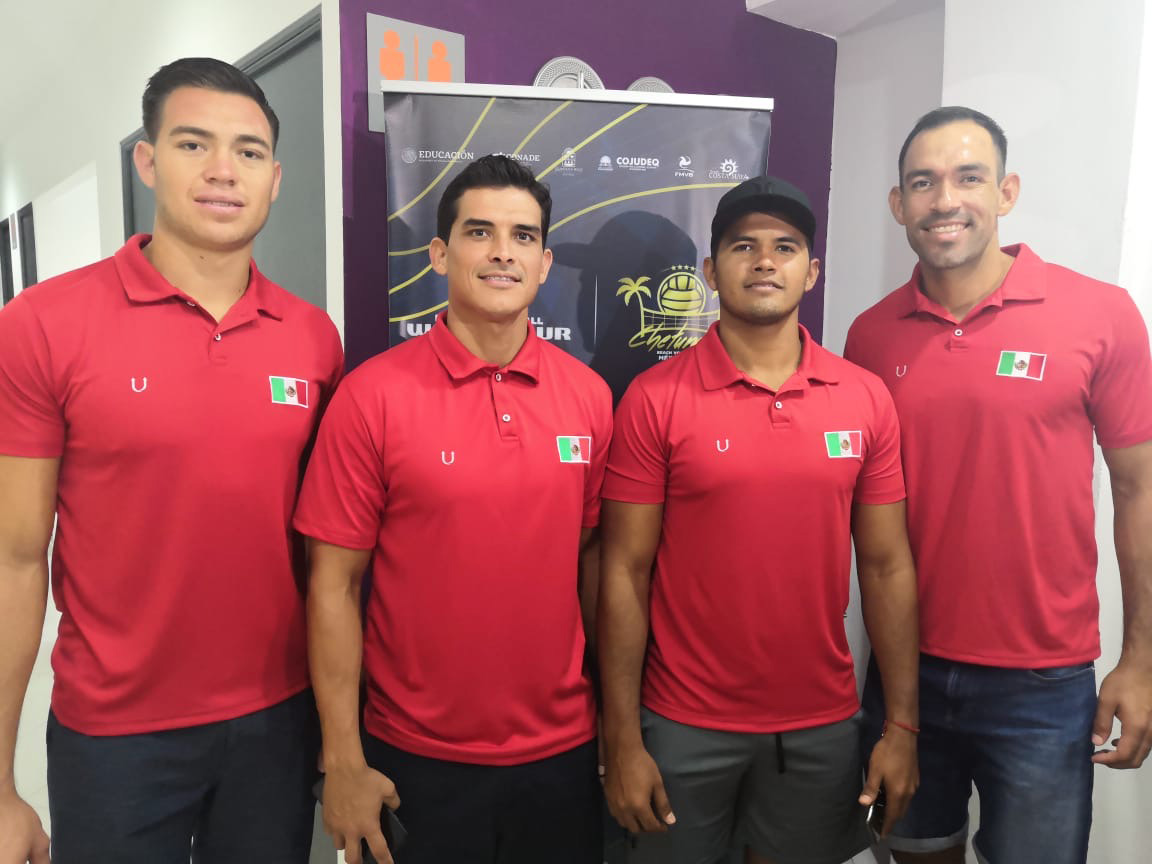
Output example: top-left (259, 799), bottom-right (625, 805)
top-left (381, 82), bottom-right (772, 399)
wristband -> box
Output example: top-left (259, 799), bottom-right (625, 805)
top-left (882, 718), bottom-right (920, 735)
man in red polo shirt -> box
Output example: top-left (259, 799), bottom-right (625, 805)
top-left (845, 107), bottom-right (1152, 864)
top-left (0, 59), bottom-right (343, 864)
top-left (295, 155), bottom-right (611, 864)
top-left (599, 176), bottom-right (920, 864)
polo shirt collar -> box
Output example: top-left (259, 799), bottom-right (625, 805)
top-left (897, 243), bottom-right (1045, 319)
top-left (697, 321), bottom-right (839, 392)
top-left (427, 311), bottom-right (541, 384)
top-left (114, 234), bottom-right (285, 320)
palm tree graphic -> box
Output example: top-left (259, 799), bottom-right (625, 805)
top-left (616, 276), bottom-right (652, 307)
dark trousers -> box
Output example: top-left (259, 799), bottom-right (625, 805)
top-left (47, 689), bottom-right (320, 864)
top-left (363, 734), bottom-right (603, 864)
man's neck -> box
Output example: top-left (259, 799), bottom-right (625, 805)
top-left (446, 308), bottom-right (530, 368)
top-left (717, 313), bottom-right (803, 392)
top-left (142, 231), bottom-right (253, 322)
top-left (919, 245), bottom-right (1015, 321)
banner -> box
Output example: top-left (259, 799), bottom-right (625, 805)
top-left (382, 83), bottom-right (772, 399)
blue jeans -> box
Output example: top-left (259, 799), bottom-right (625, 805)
top-left (47, 690), bottom-right (320, 864)
top-left (862, 654), bottom-right (1096, 864)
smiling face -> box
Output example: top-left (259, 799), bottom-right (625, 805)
top-left (703, 211), bottom-right (819, 327)
top-left (133, 86), bottom-right (281, 255)
top-left (890, 120), bottom-right (1019, 276)
top-left (429, 186), bottom-right (553, 325)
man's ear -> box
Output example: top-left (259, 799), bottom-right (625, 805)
top-left (537, 247), bottom-right (554, 285)
top-left (805, 257), bottom-right (821, 294)
top-left (997, 172), bottom-right (1020, 217)
top-left (429, 236), bottom-right (449, 275)
top-left (888, 185), bottom-right (906, 226)
top-left (133, 140), bottom-right (157, 190)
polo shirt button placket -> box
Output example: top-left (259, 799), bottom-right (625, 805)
top-left (209, 327), bottom-right (229, 364)
top-left (493, 371), bottom-right (517, 439)
top-left (948, 324), bottom-right (969, 353)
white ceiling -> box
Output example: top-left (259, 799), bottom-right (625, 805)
top-left (746, 0), bottom-right (936, 38)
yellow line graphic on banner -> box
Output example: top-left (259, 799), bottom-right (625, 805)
top-left (389, 264), bottom-right (434, 295)
top-left (512, 102), bottom-right (573, 154)
top-left (389, 244), bottom-right (431, 257)
top-left (391, 300), bottom-right (448, 322)
top-left (537, 104), bottom-right (648, 179)
top-left (550, 183), bottom-right (738, 233)
top-left (388, 98), bottom-right (496, 222)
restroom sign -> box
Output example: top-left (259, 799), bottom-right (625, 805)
top-left (366, 14), bottom-right (465, 132)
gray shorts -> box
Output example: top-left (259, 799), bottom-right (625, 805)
top-left (629, 707), bottom-right (871, 864)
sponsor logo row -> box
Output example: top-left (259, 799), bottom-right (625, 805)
top-left (398, 146), bottom-right (750, 180)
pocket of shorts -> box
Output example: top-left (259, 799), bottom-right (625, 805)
top-left (1026, 662), bottom-right (1094, 681)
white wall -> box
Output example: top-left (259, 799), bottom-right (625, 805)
top-left (31, 165), bottom-right (102, 282)
top-left (823, 1), bottom-right (945, 354)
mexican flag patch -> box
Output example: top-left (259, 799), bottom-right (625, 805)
top-left (996, 351), bottom-right (1046, 381)
top-left (269, 376), bottom-right (309, 407)
top-left (825, 431), bottom-right (862, 459)
top-left (556, 436), bottom-right (591, 463)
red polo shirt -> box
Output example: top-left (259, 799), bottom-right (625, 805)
top-left (294, 313), bottom-right (612, 765)
top-left (844, 244), bottom-right (1152, 666)
top-left (604, 323), bottom-right (905, 733)
top-left (0, 234), bottom-right (344, 735)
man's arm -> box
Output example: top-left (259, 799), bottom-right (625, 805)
top-left (1093, 441), bottom-right (1152, 769)
top-left (307, 539), bottom-right (400, 864)
top-left (0, 455), bottom-right (56, 864)
top-left (598, 500), bottom-right (675, 833)
top-left (578, 526), bottom-right (599, 657)
top-left (852, 500), bottom-right (920, 836)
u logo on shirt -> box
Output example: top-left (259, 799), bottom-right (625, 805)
top-left (716, 439), bottom-right (730, 453)
top-left (441, 451), bottom-right (455, 465)
top-left (131, 377), bottom-right (148, 393)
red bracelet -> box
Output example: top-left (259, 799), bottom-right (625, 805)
top-left (882, 719), bottom-right (920, 735)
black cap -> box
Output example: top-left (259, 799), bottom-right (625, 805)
top-left (709, 175), bottom-right (817, 258)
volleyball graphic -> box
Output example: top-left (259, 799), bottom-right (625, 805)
top-left (657, 271), bottom-right (708, 315)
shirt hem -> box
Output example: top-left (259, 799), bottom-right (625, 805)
top-left (364, 720), bottom-right (597, 766)
top-left (51, 681), bottom-right (311, 736)
top-left (921, 647), bottom-right (1100, 668)
top-left (642, 696), bottom-right (860, 734)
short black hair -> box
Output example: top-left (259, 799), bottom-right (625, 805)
top-left (142, 57), bottom-right (280, 150)
top-left (436, 155), bottom-right (552, 245)
top-left (897, 106), bottom-right (1007, 186)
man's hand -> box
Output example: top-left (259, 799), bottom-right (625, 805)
top-left (320, 763), bottom-right (401, 864)
top-left (602, 740), bottom-right (675, 834)
top-left (1092, 660), bottom-right (1152, 769)
top-left (0, 789), bottom-right (51, 864)
top-left (859, 726), bottom-right (918, 837)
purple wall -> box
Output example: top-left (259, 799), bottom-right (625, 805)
top-left (340, 0), bottom-right (837, 368)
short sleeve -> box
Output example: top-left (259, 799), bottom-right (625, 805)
top-left (581, 380), bottom-right (614, 527)
top-left (0, 295), bottom-right (66, 458)
top-left (1089, 288), bottom-right (1152, 449)
top-left (842, 316), bottom-right (870, 370)
top-left (855, 377), bottom-right (906, 505)
top-left (294, 377), bottom-right (386, 550)
top-left (602, 378), bottom-right (668, 504)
